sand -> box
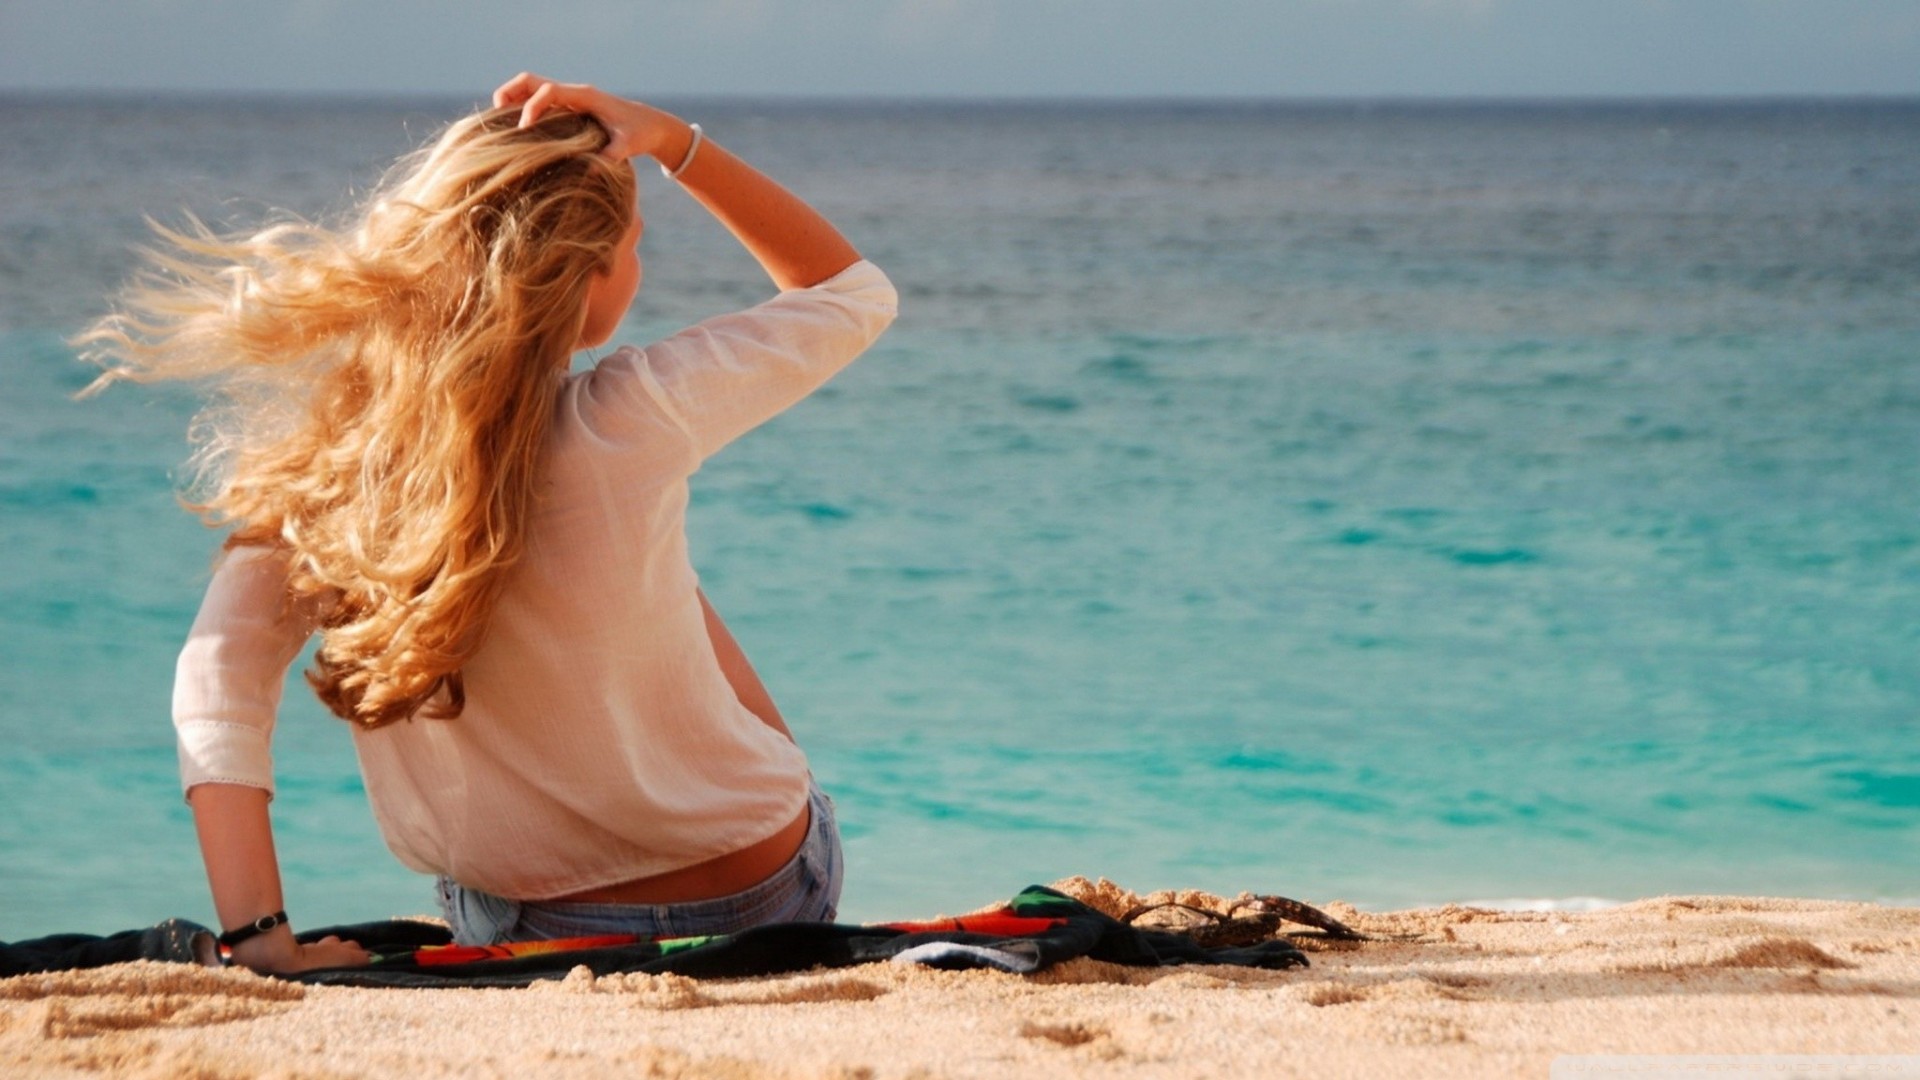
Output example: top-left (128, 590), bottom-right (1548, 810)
top-left (3, 877), bottom-right (1915, 1080)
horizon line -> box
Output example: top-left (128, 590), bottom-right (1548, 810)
top-left (4, 87), bottom-right (1919, 108)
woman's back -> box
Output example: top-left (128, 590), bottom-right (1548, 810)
top-left (174, 260), bottom-right (897, 899)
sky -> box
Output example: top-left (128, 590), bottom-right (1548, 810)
top-left (2, 0), bottom-right (1918, 99)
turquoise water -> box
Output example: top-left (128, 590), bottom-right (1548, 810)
top-left (2, 97), bottom-right (1916, 938)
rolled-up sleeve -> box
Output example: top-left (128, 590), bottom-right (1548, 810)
top-left (172, 545), bottom-right (313, 801)
top-left (585, 259), bottom-right (899, 462)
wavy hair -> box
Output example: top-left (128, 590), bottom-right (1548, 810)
top-left (76, 107), bottom-right (638, 728)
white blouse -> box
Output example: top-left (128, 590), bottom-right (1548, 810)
top-left (172, 260), bottom-right (898, 899)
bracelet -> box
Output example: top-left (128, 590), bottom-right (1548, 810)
top-left (661, 123), bottom-right (704, 181)
top-left (217, 910), bottom-right (288, 950)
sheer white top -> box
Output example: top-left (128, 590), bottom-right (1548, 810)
top-left (171, 260), bottom-right (898, 899)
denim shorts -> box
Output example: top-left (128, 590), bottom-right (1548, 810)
top-left (435, 781), bottom-right (842, 946)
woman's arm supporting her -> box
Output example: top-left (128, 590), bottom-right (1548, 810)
top-left (189, 783), bottom-right (369, 973)
top-left (175, 545), bottom-right (368, 974)
top-left (698, 588), bottom-right (793, 742)
top-left (493, 74), bottom-right (863, 292)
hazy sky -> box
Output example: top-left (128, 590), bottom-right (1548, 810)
top-left (3, 0), bottom-right (1917, 99)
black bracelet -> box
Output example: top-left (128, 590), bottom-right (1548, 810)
top-left (217, 910), bottom-right (289, 950)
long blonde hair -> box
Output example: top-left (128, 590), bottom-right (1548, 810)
top-left (77, 107), bottom-right (638, 728)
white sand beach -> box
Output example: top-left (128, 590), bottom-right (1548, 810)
top-left (4, 877), bottom-right (1915, 1079)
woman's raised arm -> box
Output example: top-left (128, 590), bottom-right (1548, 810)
top-left (493, 74), bottom-right (863, 292)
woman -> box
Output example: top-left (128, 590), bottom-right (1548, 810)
top-left (79, 74), bottom-right (897, 974)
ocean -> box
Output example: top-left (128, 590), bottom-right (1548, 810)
top-left (1, 95), bottom-right (1915, 938)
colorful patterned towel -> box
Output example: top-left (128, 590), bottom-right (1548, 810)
top-left (2, 886), bottom-right (1312, 988)
top-left (299, 885), bottom-right (1312, 987)
top-left (393, 912), bottom-right (1068, 968)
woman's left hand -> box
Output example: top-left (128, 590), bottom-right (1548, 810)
top-left (492, 73), bottom-right (686, 163)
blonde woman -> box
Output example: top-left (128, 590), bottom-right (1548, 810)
top-left (80, 74), bottom-right (897, 974)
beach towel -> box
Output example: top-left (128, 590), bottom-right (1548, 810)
top-left (1, 886), bottom-right (1310, 988)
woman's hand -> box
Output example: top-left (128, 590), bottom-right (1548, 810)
top-left (492, 73), bottom-right (688, 163)
top-left (493, 71), bottom-right (861, 291)
top-left (187, 783), bottom-right (372, 977)
top-left (227, 924), bottom-right (371, 975)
